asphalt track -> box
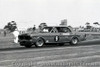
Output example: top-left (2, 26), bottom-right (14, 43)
top-left (0, 40), bottom-right (100, 67)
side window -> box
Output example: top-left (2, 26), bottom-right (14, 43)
top-left (50, 28), bottom-right (58, 33)
top-left (56, 27), bottom-right (71, 33)
top-left (64, 28), bottom-right (71, 33)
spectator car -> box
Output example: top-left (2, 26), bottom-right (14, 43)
top-left (18, 26), bottom-right (86, 48)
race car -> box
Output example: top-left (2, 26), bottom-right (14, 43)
top-left (18, 26), bottom-right (86, 48)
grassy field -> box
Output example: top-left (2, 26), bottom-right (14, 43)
top-left (76, 32), bottom-right (100, 40)
top-left (0, 33), bottom-right (20, 49)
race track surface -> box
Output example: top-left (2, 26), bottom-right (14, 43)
top-left (0, 40), bottom-right (100, 67)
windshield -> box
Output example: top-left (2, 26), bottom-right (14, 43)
top-left (42, 27), bottom-right (53, 33)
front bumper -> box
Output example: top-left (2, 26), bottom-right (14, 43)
top-left (18, 40), bottom-right (34, 46)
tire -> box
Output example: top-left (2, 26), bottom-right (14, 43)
top-left (70, 37), bottom-right (79, 45)
top-left (35, 38), bottom-right (44, 47)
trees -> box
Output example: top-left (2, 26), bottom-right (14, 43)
top-left (93, 22), bottom-right (100, 32)
top-left (93, 22), bottom-right (100, 28)
top-left (85, 22), bottom-right (90, 26)
top-left (93, 22), bottom-right (99, 25)
top-left (4, 21), bottom-right (17, 32)
top-left (85, 22), bottom-right (91, 29)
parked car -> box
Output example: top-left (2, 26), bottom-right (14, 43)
top-left (18, 26), bottom-right (86, 48)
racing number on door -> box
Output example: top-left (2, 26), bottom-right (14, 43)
top-left (54, 36), bottom-right (59, 42)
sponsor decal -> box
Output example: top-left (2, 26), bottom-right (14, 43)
top-left (62, 33), bottom-right (70, 35)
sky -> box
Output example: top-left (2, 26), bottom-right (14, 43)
top-left (0, 0), bottom-right (100, 29)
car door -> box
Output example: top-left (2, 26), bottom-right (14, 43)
top-left (42, 27), bottom-right (60, 43)
top-left (48, 27), bottom-right (60, 43)
top-left (55, 27), bottom-right (72, 42)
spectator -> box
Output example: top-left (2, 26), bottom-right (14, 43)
top-left (4, 30), bottom-right (6, 37)
top-left (33, 25), bottom-right (36, 31)
top-left (12, 28), bottom-right (19, 43)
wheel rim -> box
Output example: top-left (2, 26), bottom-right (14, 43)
top-left (72, 38), bottom-right (78, 44)
top-left (36, 39), bottom-right (44, 47)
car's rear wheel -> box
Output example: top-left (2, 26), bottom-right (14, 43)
top-left (35, 38), bottom-right (44, 47)
top-left (70, 37), bottom-right (79, 45)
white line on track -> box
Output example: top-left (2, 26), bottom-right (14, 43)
top-left (37, 55), bottom-right (100, 65)
top-left (0, 50), bottom-right (100, 63)
top-left (1, 54), bottom-right (100, 67)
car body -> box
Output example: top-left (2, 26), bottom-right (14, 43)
top-left (18, 26), bottom-right (86, 48)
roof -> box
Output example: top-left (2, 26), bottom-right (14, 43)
top-left (44, 26), bottom-right (75, 33)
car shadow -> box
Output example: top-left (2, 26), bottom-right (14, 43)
top-left (78, 39), bottom-right (100, 46)
top-left (0, 39), bottom-right (100, 51)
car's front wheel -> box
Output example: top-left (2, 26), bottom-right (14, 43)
top-left (70, 37), bottom-right (79, 45)
top-left (35, 38), bottom-right (44, 47)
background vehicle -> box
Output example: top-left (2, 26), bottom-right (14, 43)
top-left (18, 26), bottom-right (86, 48)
